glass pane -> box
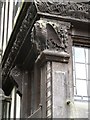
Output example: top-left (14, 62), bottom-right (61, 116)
top-left (76, 63), bottom-right (86, 79)
top-left (89, 49), bottom-right (90, 64)
top-left (75, 47), bottom-right (85, 63)
top-left (86, 49), bottom-right (90, 64)
top-left (73, 61), bottom-right (75, 70)
top-left (76, 80), bottom-right (87, 96)
top-left (87, 80), bottom-right (90, 97)
top-left (87, 65), bottom-right (90, 80)
top-left (74, 86), bottom-right (76, 95)
top-left (73, 71), bottom-right (76, 85)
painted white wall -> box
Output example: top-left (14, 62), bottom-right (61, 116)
top-left (7, 0), bottom-right (14, 42)
top-left (10, 87), bottom-right (16, 118)
top-left (68, 100), bottom-right (88, 118)
top-left (16, 94), bottom-right (21, 118)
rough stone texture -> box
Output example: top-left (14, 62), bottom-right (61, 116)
top-left (36, 49), bottom-right (70, 118)
top-left (33, 19), bottom-right (70, 53)
top-left (36, 1), bottom-right (90, 20)
top-left (10, 66), bottom-right (23, 93)
top-left (40, 64), bottom-right (47, 118)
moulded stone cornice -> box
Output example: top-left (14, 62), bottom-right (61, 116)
top-left (35, 49), bottom-right (70, 67)
top-left (35, 1), bottom-right (90, 20)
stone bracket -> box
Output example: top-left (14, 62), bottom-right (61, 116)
top-left (33, 19), bottom-right (70, 53)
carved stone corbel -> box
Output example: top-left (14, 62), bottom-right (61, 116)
top-left (10, 66), bottom-right (22, 93)
top-left (32, 20), bottom-right (70, 53)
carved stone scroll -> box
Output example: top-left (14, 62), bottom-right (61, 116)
top-left (10, 66), bottom-right (22, 93)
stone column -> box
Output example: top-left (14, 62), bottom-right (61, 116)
top-left (33, 19), bottom-right (73, 118)
top-left (36, 49), bottom-right (72, 118)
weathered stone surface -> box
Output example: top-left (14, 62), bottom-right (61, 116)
top-left (33, 19), bottom-right (70, 53)
top-left (36, 49), bottom-right (70, 66)
top-left (36, 49), bottom-right (70, 118)
top-left (10, 66), bottom-right (23, 93)
top-left (52, 62), bottom-right (70, 118)
top-left (36, 1), bottom-right (90, 20)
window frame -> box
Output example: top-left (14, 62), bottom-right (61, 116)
top-left (72, 33), bottom-right (90, 102)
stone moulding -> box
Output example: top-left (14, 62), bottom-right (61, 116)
top-left (36, 2), bottom-right (90, 20)
top-left (36, 49), bottom-right (70, 66)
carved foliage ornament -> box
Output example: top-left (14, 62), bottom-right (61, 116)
top-left (33, 20), bottom-right (70, 53)
top-left (36, 2), bottom-right (90, 20)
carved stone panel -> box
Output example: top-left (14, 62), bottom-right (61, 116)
top-left (52, 62), bottom-right (71, 118)
top-left (33, 19), bottom-right (70, 53)
top-left (35, 1), bottom-right (90, 20)
top-left (52, 71), bottom-right (67, 118)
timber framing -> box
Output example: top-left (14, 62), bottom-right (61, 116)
top-left (2, 1), bottom-right (90, 95)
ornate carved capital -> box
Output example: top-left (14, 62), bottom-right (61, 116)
top-left (32, 19), bottom-right (70, 53)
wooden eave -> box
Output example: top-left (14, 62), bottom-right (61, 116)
top-left (2, 2), bottom-right (30, 67)
top-left (2, 2), bottom-right (38, 95)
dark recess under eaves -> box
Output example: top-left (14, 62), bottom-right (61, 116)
top-left (2, 2), bottom-right (31, 68)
